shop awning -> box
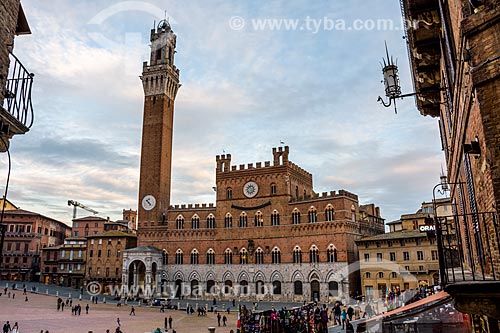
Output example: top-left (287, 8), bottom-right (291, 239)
top-left (359, 291), bottom-right (455, 332)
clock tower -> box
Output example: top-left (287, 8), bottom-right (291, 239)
top-left (138, 20), bottom-right (180, 228)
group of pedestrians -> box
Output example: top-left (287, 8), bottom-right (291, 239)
top-left (2, 321), bottom-right (19, 333)
top-left (330, 301), bottom-right (356, 332)
top-left (56, 297), bottom-right (89, 315)
top-left (216, 312), bottom-right (228, 327)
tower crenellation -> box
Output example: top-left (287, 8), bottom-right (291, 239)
top-left (273, 146), bottom-right (289, 166)
top-left (141, 21), bottom-right (180, 100)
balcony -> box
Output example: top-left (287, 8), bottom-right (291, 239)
top-left (435, 211), bottom-right (500, 318)
top-left (400, 0), bottom-right (442, 117)
top-left (5, 231), bottom-right (42, 238)
top-left (0, 52), bottom-right (34, 151)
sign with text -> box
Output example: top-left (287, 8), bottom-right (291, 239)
top-left (419, 225), bottom-right (436, 233)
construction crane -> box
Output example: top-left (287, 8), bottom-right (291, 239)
top-left (67, 200), bottom-right (98, 219)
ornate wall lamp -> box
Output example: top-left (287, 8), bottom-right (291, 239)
top-left (377, 43), bottom-right (445, 114)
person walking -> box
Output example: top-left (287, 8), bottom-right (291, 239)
top-left (222, 314), bottom-right (227, 326)
top-left (3, 321), bottom-right (11, 333)
top-left (130, 305), bottom-right (136, 315)
top-left (11, 322), bottom-right (18, 333)
top-left (217, 312), bottom-right (221, 326)
top-left (86, 304), bottom-right (90, 314)
top-left (168, 315), bottom-right (173, 329)
top-left (347, 306), bottom-right (354, 321)
top-left (333, 302), bottom-right (341, 326)
top-left (341, 308), bottom-right (347, 329)
top-left (364, 302), bottom-right (373, 318)
top-left (117, 318), bottom-right (121, 327)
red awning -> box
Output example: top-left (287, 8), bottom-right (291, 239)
top-left (365, 291), bottom-right (450, 324)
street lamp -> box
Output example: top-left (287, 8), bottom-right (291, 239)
top-left (432, 175), bottom-right (465, 287)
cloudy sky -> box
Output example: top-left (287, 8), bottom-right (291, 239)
top-left (3, 0), bottom-right (444, 225)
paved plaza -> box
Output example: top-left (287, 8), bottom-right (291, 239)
top-left (0, 291), bottom-right (237, 333)
top-left (0, 282), bottom-right (373, 332)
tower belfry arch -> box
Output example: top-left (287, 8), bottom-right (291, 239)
top-left (137, 19), bottom-right (180, 228)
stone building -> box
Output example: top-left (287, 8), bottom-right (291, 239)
top-left (40, 237), bottom-right (87, 288)
top-left (356, 228), bottom-right (440, 300)
top-left (401, 0), bottom-right (500, 329)
top-left (86, 230), bottom-right (137, 293)
top-left (104, 209), bottom-right (137, 233)
top-left (0, 0), bottom-right (33, 151)
top-left (123, 20), bottom-right (385, 303)
top-left (71, 216), bottom-right (107, 237)
top-left (357, 199), bottom-right (455, 300)
top-left (0, 200), bottom-right (71, 281)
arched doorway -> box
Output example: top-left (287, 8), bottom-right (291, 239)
top-left (311, 280), bottom-right (320, 301)
top-left (273, 281), bottom-right (281, 295)
top-left (160, 278), bottom-right (169, 296)
top-left (206, 280), bottom-right (215, 295)
top-left (191, 280), bottom-right (200, 297)
top-left (224, 280), bottom-right (233, 296)
top-left (240, 280), bottom-right (249, 296)
top-left (294, 281), bottom-right (303, 295)
top-left (256, 280), bottom-right (265, 295)
top-left (175, 279), bottom-right (182, 299)
top-left (329, 281), bottom-right (339, 297)
top-left (128, 260), bottom-right (146, 297)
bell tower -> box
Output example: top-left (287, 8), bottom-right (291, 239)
top-left (138, 20), bottom-right (180, 229)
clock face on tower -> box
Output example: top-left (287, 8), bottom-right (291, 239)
top-left (243, 181), bottom-right (259, 198)
top-left (142, 195), bottom-right (156, 211)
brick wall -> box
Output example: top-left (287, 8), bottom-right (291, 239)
top-left (445, 2), bottom-right (500, 274)
top-left (0, 0), bottom-right (20, 106)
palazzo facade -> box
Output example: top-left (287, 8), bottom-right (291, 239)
top-left (123, 20), bottom-right (384, 302)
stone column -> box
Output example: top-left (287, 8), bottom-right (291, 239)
top-left (145, 270), bottom-right (152, 298)
top-left (156, 271), bottom-right (161, 295)
top-left (133, 263), bottom-right (138, 288)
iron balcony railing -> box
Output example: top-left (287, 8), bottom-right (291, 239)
top-left (436, 211), bottom-right (500, 284)
top-left (2, 52), bottom-right (34, 130)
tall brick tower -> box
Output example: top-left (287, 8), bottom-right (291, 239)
top-left (138, 20), bottom-right (180, 229)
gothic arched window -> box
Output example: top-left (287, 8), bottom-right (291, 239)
top-left (271, 247), bottom-right (281, 264)
top-left (206, 249), bottom-right (215, 265)
top-left (271, 210), bottom-right (280, 226)
top-left (190, 249), bottom-right (199, 265)
top-left (191, 215), bottom-right (200, 229)
top-left (292, 209), bottom-right (301, 224)
top-left (309, 245), bottom-right (319, 263)
top-left (176, 215), bottom-right (185, 229)
top-left (325, 205), bottom-right (335, 222)
top-left (308, 207), bottom-right (317, 223)
top-left (239, 213), bottom-right (248, 228)
top-left (327, 244), bottom-right (337, 262)
top-left (206, 214), bottom-right (215, 229)
top-left (293, 246), bottom-right (302, 264)
top-left (225, 213), bottom-right (233, 228)
top-left (175, 249), bottom-right (183, 265)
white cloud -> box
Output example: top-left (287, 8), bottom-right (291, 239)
top-left (3, 0), bottom-right (446, 225)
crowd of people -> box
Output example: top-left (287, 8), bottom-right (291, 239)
top-left (238, 301), bottom-right (362, 333)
